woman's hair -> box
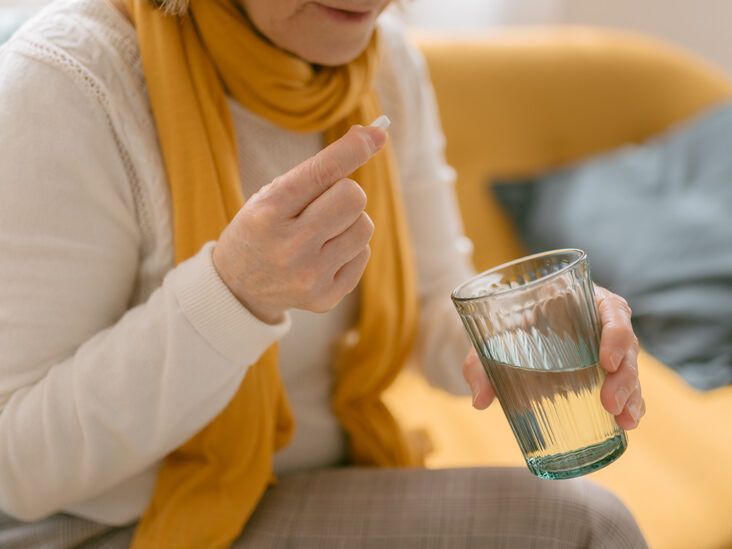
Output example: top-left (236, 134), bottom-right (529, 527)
top-left (152, 0), bottom-right (190, 15)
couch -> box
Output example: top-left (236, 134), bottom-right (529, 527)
top-left (385, 28), bottom-right (732, 549)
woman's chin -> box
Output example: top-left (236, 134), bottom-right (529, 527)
top-left (281, 4), bottom-right (377, 66)
top-left (289, 33), bottom-right (374, 66)
top-left (306, 43), bottom-right (371, 66)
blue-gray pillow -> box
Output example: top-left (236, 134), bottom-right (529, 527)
top-left (493, 103), bottom-right (732, 390)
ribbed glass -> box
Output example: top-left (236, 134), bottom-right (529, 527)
top-left (452, 250), bottom-right (626, 479)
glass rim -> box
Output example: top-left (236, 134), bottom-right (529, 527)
top-left (451, 248), bottom-right (587, 302)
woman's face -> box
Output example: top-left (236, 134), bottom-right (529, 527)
top-left (239, 0), bottom-right (392, 66)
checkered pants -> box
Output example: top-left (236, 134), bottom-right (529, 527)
top-left (0, 467), bottom-right (647, 548)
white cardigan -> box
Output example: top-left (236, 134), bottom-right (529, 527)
top-left (0, 0), bottom-right (474, 525)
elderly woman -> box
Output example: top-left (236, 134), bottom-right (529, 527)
top-left (0, 0), bottom-right (647, 546)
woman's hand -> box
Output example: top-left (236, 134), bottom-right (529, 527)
top-left (461, 285), bottom-right (646, 430)
top-left (213, 124), bottom-right (386, 324)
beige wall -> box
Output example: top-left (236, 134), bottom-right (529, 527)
top-left (402, 0), bottom-right (731, 77)
top-left (561, 0), bottom-right (732, 75)
top-left (402, 0), bottom-right (563, 29)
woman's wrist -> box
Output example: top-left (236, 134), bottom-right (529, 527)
top-left (212, 243), bottom-right (286, 326)
top-left (240, 300), bottom-right (286, 326)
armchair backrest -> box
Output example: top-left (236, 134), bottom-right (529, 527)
top-left (419, 28), bottom-right (732, 270)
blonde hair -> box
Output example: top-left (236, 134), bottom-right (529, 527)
top-left (152, 0), bottom-right (190, 15)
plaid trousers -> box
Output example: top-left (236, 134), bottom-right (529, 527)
top-left (0, 467), bottom-right (647, 548)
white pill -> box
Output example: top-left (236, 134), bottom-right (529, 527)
top-left (369, 114), bottom-right (391, 131)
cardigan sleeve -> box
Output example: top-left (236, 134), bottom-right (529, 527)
top-left (0, 50), bottom-right (289, 520)
top-left (382, 26), bottom-right (477, 396)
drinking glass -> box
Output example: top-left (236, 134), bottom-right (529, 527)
top-left (451, 249), bottom-right (626, 479)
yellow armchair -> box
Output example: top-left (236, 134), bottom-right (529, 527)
top-left (386, 28), bottom-right (732, 549)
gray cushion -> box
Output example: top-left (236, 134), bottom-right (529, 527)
top-left (493, 103), bottom-right (732, 390)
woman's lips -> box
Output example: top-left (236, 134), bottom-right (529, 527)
top-left (312, 3), bottom-right (374, 23)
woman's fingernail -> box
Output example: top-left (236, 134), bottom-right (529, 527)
top-left (628, 402), bottom-right (641, 423)
top-left (615, 388), bottom-right (630, 414)
top-left (369, 114), bottom-right (391, 131)
top-left (609, 350), bottom-right (624, 371)
top-left (470, 382), bottom-right (480, 407)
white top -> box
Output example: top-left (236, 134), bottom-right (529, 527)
top-left (0, 0), bottom-right (474, 525)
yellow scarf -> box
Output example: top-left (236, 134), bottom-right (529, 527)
top-left (128, 1), bottom-right (419, 546)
